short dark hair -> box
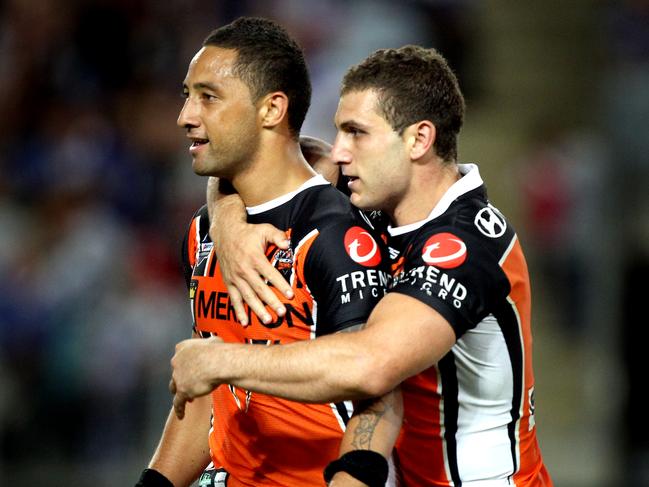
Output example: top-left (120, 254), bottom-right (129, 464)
top-left (203, 17), bottom-right (311, 138)
top-left (341, 45), bottom-right (465, 162)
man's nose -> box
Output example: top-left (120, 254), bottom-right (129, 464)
top-left (177, 98), bottom-right (199, 129)
top-left (332, 134), bottom-right (352, 166)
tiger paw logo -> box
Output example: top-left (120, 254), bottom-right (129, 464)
top-left (266, 229), bottom-right (293, 280)
top-left (344, 226), bottom-right (381, 267)
top-left (270, 247), bottom-right (294, 279)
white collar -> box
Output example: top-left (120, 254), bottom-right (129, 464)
top-left (246, 174), bottom-right (330, 215)
top-left (388, 163), bottom-right (483, 236)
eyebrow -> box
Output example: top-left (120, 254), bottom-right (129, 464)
top-left (338, 120), bottom-right (369, 131)
top-left (182, 81), bottom-right (220, 92)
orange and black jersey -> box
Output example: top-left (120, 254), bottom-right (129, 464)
top-left (387, 164), bottom-right (552, 486)
top-left (180, 175), bottom-right (390, 486)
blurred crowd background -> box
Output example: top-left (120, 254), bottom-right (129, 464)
top-left (1, 0), bottom-right (647, 485)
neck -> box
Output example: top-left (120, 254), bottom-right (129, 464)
top-left (389, 159), bottom-right (460, 227)
top-left (231, 133), bottom-right (317, 207)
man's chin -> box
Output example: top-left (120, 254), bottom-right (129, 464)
top-left (350, 193), bottom-right (369, 210)
top-left (191, 159), bottom-right (211, 176)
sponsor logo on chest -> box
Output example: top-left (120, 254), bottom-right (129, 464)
top-left (335, 269), bottom-right (390, 304)
top-left (393, 265), bottom-right (468, 309)
top-left (344, 226), bottom-right (382, 267)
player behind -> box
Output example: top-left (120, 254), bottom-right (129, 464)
top-left (170, 45), bottom-right (554, 486)
top-left (135, 17), bottom-right (390, 487)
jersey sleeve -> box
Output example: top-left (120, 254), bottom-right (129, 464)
top-left (303, 219), bottom-right (391, 336)
top-left (389, 226), bottom-right (510, 338)
top-left (181, 224), bottom-right (194, 290)
top-left (180, 205), bottom-right (210, 290)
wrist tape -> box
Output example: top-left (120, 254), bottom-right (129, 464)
top-left (135, 468), bottom-right (174, 487)
top-left (323, 450), bottom-right (389, 486)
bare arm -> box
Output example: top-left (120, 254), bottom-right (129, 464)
top-left (340, 389), bottom-right (403, 455)
top-left (147, 394), bottom-right (212, 487)
top-left (205, 136), bottom-right (336, 325)
top-left (207, 177), bottom-right (293, 325)
top-left (329, 388), bottom-right (404, 486)
top-left (170, 292), bottom-right (456, 416)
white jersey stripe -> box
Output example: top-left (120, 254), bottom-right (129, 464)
top-left (507, 294), bottom-right (526, 484)
top-left (452, 314), bottom-right (516, 482)
top-left (292, 228), bottom-right (320, 339)
top-left (329, 400), bottom-right (354, 432)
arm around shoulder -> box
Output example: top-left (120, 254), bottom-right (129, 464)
top-left (206, 176), bottom-right (294, 324)
top-left (198, 291), bottom-right (456, 403)
top-left (350, 292), bottom-right (457, 397)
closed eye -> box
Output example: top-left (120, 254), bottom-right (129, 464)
top-left (339, 121), bottom-right (367, 137)
top-left (347, 127), bottom-right (365, 137)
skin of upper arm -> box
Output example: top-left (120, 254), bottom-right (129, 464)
top-left (357, 291), bottom-right (457, 394)
top-left (149, 394), bottom-right (212, 485)
top-left (199, 292), bottom-right (456, 402)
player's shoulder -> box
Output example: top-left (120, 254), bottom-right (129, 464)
top-left (448, 194), bottom-right (515, 240)
top-left (409, 190), bottom-right (517, 267)
top-left (186, 204), bottom-right (211, 242)
top-left (295, 183), bottom-right (369, 230)
top-left (295, 185), bottom-right (388, 263)
top-left (304, 182), bottom-right (354, 210)
top-left (192, 204), bottom-right (209, 221)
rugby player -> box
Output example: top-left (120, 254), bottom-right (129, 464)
top-left (170, 45), bottom-right (554, 486)
top-left (135, 17), bottom-right (390, 487)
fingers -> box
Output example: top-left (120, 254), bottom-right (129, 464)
top-left (212, 220), bottom-right (294, 323)
top-left (234, 278), bottom-right (272, 324)
top-left (173, 391), bottom-right (187, 420)
top-left (256, 267), bottom-right (293, 314)
top-left (235, 258), bottom-right (293, 320)
top-left (226, 285), bottom-right (250, 326)
top-left (248, 259), bottom-right (289, 316)
top-left (169, 378), bottom-right (187, 419)
top-left (258, 225), bottom-right (293, 300)
top-left (263, 224), bottom-right (291, 250)
top-left (227, 247), bottom-right (292, 322)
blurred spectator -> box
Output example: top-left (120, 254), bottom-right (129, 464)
top-left (517, 122), bottom-right (605, 339)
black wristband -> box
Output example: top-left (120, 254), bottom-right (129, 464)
top-left (323, 450), bottom-right (389, 486)
top-left (135, 468), bottom-right (174, 487)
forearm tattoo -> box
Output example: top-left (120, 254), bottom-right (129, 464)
top-left (350, 396), bottom-right (393, 450)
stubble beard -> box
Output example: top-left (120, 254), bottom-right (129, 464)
top-left (202, 128), bottom-right (261, 184)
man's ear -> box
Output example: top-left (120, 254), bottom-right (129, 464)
top-left (258, 92), bottom-right (289, 130)
top-left (405, 121), bottom-right (436, 161)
